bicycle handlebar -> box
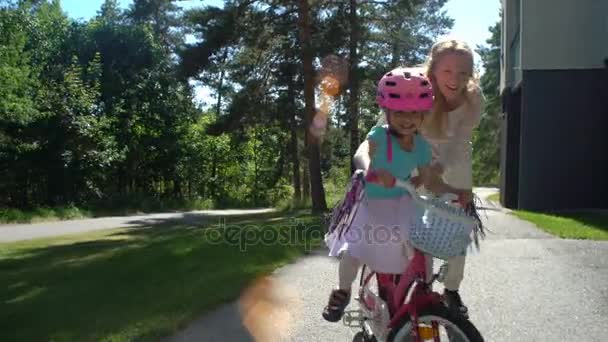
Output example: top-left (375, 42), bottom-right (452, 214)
top-left (363, 170), bottom-right (459, 204)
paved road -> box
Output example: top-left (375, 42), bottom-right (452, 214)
top-left (0, 209), bottom-right (276, 243)
top-left (169, 188), bottom-right (608, 342)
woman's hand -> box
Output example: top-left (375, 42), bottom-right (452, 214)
top-left (412, 162), bottom-right (443, 189)
top-left (430, 162), bottom-right (444, 176)
top-left (410, 175), bottom-right (422, 188)
top-left (454, 189), bottom-right (473, 206)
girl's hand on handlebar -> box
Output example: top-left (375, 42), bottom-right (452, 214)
top-left (365, 169), bottom-right (396, 188)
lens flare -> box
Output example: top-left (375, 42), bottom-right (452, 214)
top-left (309, 54), bottom-right (349, 141)
top-left (320, 75), bottom-right (340, 97)
top-left (239, 276), bottom-right (301, 341)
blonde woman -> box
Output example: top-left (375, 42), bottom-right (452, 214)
top-left (418, 38), bottom-right (485, 318)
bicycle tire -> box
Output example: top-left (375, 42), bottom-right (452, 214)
top-left (387, 304), bottom-right (484, 342)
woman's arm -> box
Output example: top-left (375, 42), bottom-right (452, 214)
top-left (418, 164), bottom-right (473, 204)
top-left (418, 164), bottom-right (454, 195)
top-left (428, 139), bottom-right (444, 176)
top-left (434, 88), bottom-right (483, 189)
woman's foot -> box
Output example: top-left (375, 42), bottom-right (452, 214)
top-left (322, 289), bottom-right (351, 322)
top-left (443, 289), bottom-right (469, 319)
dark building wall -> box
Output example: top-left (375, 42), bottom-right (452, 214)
top-left (517, 68), bottom-right (608, 210)
top-left (500, 85), bottom-right (521, 209)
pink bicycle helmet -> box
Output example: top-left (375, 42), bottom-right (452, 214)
top-left (376, 67), bottom-right (433, 112)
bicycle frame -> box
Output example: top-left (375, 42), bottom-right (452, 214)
top-left (355, 170), bottom-right (469, 341)
top-left (358, 248), bottom-right (443, 342)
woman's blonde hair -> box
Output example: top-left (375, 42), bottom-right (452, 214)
top-left (421, 39), bottom-right (480, 140)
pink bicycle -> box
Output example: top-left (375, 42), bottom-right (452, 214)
top-left (343, 172), bottom-right (484, 342)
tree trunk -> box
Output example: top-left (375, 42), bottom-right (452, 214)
top-left (297, 0), bottom-right (327, 213)
top-left (287, 69), bottom-right (301, 202)
top-left (291, 127), bottom-right (302, 203)
top-left (348, 0), bottom-right (360, 174)
top-left (302, 161), bottom-right (310, 202)
top-left (272, 144), bottom-right (287, 186)
top-left (173, 177), bottom-right (182, 198)
top-left (216, 48), bottom-right (228, 116)
top-left (253, 127), bottom-right (259, 205)
top-left (211, 145), bottom-right (217, 199)
top-left (391, 41), bottom-right (400, 68)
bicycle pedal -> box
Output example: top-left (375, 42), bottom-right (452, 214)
top-left (342, 310), bottom-right (364, 328)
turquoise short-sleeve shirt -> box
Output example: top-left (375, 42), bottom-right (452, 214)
top-left (365, 125), bottom-right (432, 198)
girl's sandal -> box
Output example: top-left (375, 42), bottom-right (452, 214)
top-left (322, 289), bottom-right (351, 322)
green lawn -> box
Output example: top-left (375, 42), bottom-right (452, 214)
top-left (481, 191), bottom-right (607, 240)
top-left (0, 206), bottom-right (93, 224)
top-left (486, 193), bottom-right (499, 203)
top-left (0, 211), bottom-right (323, 341)
top-left (512, 211), bottom-right (608, 240)
top-left (0, 197), bottom-right (216, 224)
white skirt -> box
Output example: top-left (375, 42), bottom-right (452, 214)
top-left (325, 195), bottom-right (415, 274)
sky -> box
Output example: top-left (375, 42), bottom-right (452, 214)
top-left (60, 0), bottom-right (501, 105)
top-left (440, 0), bottom-right (501, 51)
top-left (60, 0), bottom-right (217, 20)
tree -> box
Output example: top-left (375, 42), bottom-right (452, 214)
top-left (347, 0), bottom-right (360, 173)
top-left (127, 0), bottom-right (181, 49)
top-left (349, 0), bottom-right (453, 166)
top-left (298, 0), bottom-right (327, 213)
top-left (1, 0), bottom-right (463, 213)
top-left (0, 4), bottom-right (40, 206)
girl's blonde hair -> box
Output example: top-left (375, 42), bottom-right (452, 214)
top-left (421, 39), bottom-right (480, 140)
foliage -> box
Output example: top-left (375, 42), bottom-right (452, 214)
top-left (473, 17), bottom-right (501, 186)
top-left (0, 0), bottom-right (497, 214)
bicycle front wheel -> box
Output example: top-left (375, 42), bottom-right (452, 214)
top-left (388, 304), bottom-right (484, 342)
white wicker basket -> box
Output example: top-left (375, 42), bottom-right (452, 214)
top-left (395, 180), bottom-right (479, 260)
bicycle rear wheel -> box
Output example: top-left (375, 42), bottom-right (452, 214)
top-left (358, 265), bottom-right (392, 341)
top-left (388, 304), bottom-right (483, 342)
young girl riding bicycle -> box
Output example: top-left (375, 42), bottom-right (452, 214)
top-left (322, 67), bottom-right (471, 322)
